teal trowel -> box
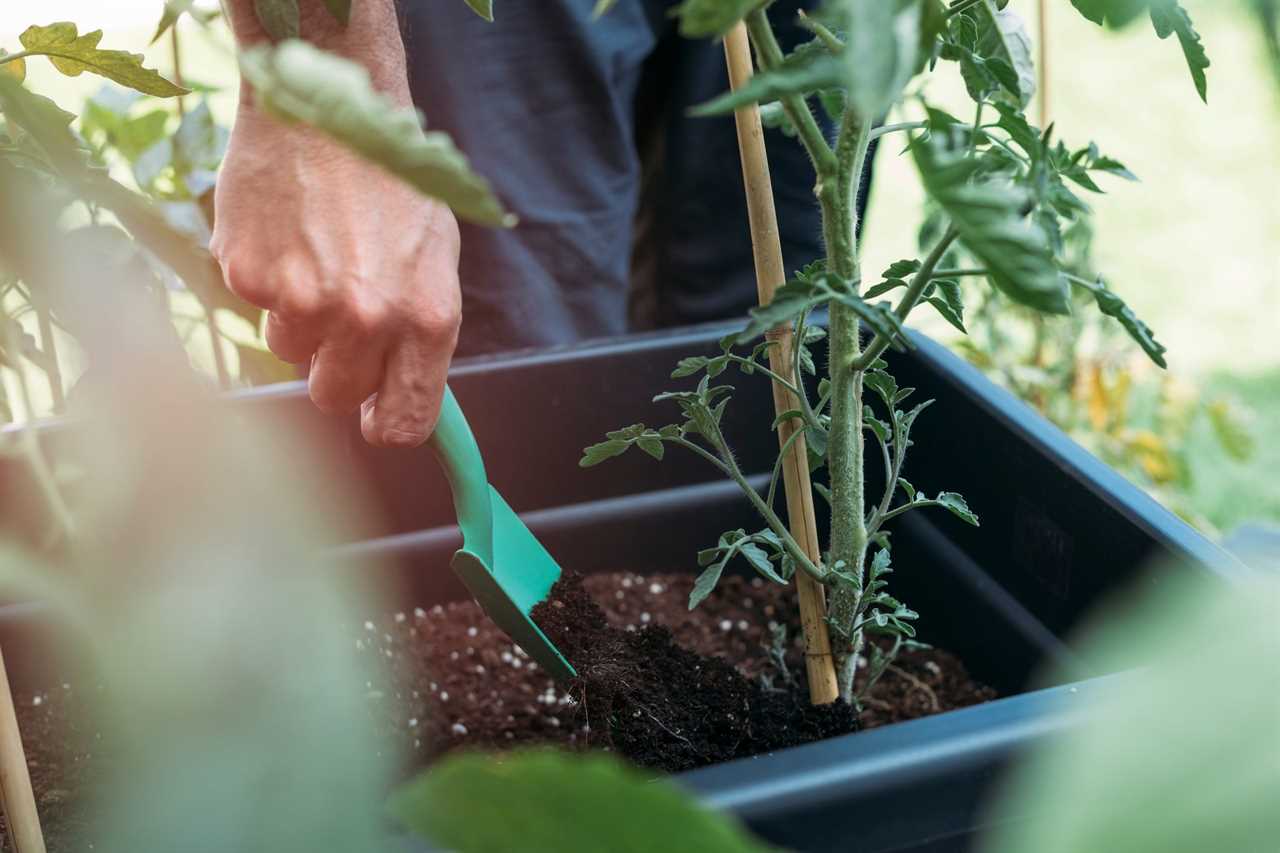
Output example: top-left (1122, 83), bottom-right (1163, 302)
top-left (427, 386), bottom-right (576, 681)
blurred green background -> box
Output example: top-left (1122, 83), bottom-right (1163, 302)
top-left (2, 0), bottom-right (1276, 536)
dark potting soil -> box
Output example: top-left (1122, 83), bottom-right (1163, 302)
top-left (2, 570), bottom-right (995, 850)
top-left (527, 572), bottom-right (861, 770)
top-left (367, 571), bottom-right (995, 774)
top-left (1, 683), bottom-right (97, 853)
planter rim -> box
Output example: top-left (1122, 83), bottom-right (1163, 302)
top-left (9, 321), bottom-right (1246, 583)
top-left (0, 319), bottom-right (1253, 589)
top-left (680, 673), bottom-right (1116, 820)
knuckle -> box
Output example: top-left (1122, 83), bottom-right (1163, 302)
top-left (412, 300), bottom-right (461, 339)
top-left (274, 282), bottom-right (323, 319)
top-left (344, 295), bottom-right (389, 335)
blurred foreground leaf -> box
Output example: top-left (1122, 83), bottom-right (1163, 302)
top-left (240, 40), bottom-right (513, 226)
top-left (391, 750), bottom-right (771, 853)
top-left (984, 569), bottom-right (1280, 853)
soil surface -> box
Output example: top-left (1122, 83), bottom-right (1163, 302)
top-left (368, 571), bottom-right (995, 773)
top-left (2, 570), bottom-right (995, 850)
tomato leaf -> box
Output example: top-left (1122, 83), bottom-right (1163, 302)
top-left (462, 0), bottom-right (495, 22)
top-left (913, 122), bottom-right (1069, 314)
top-left (1149, 1), bottom-right (1209, 102)
top-left (18, 22), bottom-right (186, 97)
top-left (673, 0), bottom-right (760, 38)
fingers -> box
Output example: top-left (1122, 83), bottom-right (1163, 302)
top-left (360, 335), bottom-right (452, 448)
top-left (309, 337), bottom-right (386, 415)
top-left (218, 253), bottom-right (327, 365)
top-left (264, 312), bottom-right (324, 364)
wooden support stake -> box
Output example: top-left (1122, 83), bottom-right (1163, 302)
top-left (722, 22), bottom-right (840, 706)
top-left (0, 648), bottom-right (45, 853)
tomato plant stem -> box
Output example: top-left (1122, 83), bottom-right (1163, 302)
top-left (824, 108), bottom-right (874, 700)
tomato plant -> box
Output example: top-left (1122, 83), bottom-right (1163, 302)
top-left (582, 0), bottom-right (1210, 703)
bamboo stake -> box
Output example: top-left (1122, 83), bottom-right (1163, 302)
top-left (722, 22), bottom-right (840, 706)
top-left (0, 648), bottom-right (45, 853)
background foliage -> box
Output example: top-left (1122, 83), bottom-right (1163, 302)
top-left (1, 0), bottom-right (1275, 538)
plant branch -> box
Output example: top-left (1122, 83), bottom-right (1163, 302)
top-left (836, 111), bottom-right (875, 265)
top-left (869, 122), bottom-right (927, 142)
top-left (669, 435), bottom-right (735, 478)
top-left (968, 101), bottom-right (985, 158)
top-left (932, 268), bottom-right (988, 278)
top-left (726, 354), bottom-right (802, 400)
top-left (744, 9), bottom-right (838, 176)
top-left (868, 425), bottom-right (896, 531)
top-left (876, 497), bottom-right (949, 527)
top-left (796, 10), bottom-right (844, 54)
top-left (853, 226), bottom-right (960, 372)
top-left (856, 635), bottom-right (903, 703)
top-left (0, 51), bottom-right (32, 65)
top-left (789, 311), bottom-right (822, 432)
top-left (947, 0), bottom-right (985, 18)
top-left (984, 133), bottom-right (1030, 165)
top-left (766, 426), bottom-right (805, 510)
top-left (687, 426), bottom-right (827, 586)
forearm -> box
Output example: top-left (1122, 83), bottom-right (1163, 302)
top-left (222, 0), bottom-right (410, 101)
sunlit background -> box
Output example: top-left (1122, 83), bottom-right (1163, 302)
top-left (2, 1), bottom-right (1276, 540)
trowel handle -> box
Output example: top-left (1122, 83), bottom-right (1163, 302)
top-left (427, 386), bottom-right (494, 562)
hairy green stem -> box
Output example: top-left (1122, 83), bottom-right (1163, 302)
top-left (835, 112), bottom-right (874, 266)
top-left (726, 355), bottom-right (802, 400)
top-left (869, 428), bottom-right (896, 530)
top-left (789, 311), bottom-right (824, 432)
top-left (856, 635), bottom-right (903, 704)
top-left (745, 10), bottom-right (838, 176)
top-left (853, 226), bottom-right (960, 372)
top-left (0, 51), bottom-right (33, 65)
top-left (875, 497), bottom-right (950, 528)
top-left (869, 122), bottom-right (927, 141)
top-left (765, 426), bottom-right (806, 511)
top-left (796, 10), bottom-right (845, 54)
top-left (931, 267), bottom-right (988, 278)
top-left (821, 109), bottom-right (875, 701)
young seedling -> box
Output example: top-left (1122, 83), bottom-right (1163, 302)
top-left (583, 0), bottom-right (1207, 704)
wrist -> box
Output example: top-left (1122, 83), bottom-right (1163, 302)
top-left (229, 0), bottom-right (411, 107)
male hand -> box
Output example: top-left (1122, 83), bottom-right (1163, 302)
top-left (210, 104), bottom-right (462, 448)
